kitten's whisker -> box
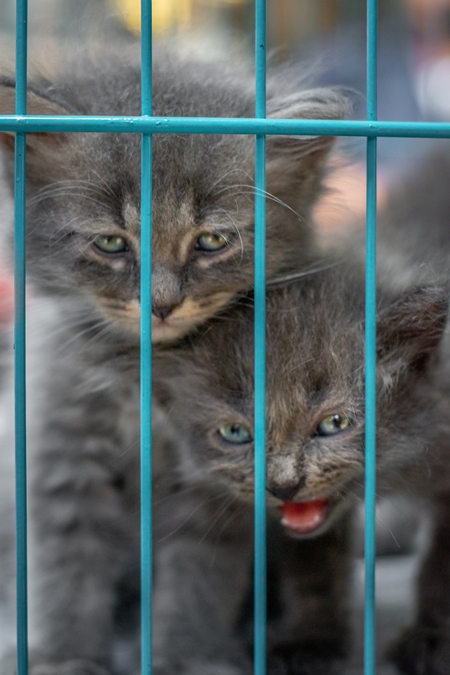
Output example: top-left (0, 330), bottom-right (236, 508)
top-left (205, 168), bottom-right (250, 198)
top-left (153, 482), bottom-right (231, 507)
top-left (267, 259), bottom-right (344, 288)
top-left (155, 492), bottom-right (227, 543)
top-left (48, 215), bottom-right (86, 247)
top-left (282, 357), bottom-right (315, 376)
top-left (337, 485), bottom-right (364, 506)
top-left (211, 182), bottom-right (306, 225)
top-left (251, 186), bottom-right (306, 223)
top-left (197, 494), bottom-right (237, 545)
top-left (208, 504), bottom-right (243, 568)
top-left (30, 309), bottom-right (104, 341)
top-left (220, 210), bottom-right (245, 260)
top-left (47, 193), bottom-right (111, 209)
top-left (209, 182), bottom-right (251, 199)
top-left (211, 500), bottom-right (242, 547)
top-left (28, 180), bottom-right (111, 207)
top-left (87, 169), bottom-right (118, 199)
top-left (57, 318), bottom-right (114, 352)
top-left (374, 515), bottom-right (402, 550)
top-left (32, 178), bottom-right (112, 194)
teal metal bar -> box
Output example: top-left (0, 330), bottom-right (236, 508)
top-left (140, 1), bottom-right (153, 674)
top-left (7, 2), bottom-right (450, 674)
top-left (2, 116), bottom-right (450, 137)
top-left (253, 1), bottom-right (267, 673)
top-left (14, 1), bottom-right (29, 674)
top-left (364, 137), bottom-right (377, 675)
top-left (364, 0), bottom-right (378, 673)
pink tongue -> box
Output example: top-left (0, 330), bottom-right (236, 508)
top-left (279, 499), bottom-right (328, 534)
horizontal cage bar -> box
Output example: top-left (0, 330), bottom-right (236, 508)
top-left (1, 115), bottom-right (450, 137)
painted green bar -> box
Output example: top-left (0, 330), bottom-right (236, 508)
top-left (253, 0), bottom-right (267, 671)
top-left (364, 137), bottom-right (378, 675)
top-left (14, 1), bottom-right (29, 674)
top-left (364, 1), bottom-right (378, 674)
top-left (8, 1), bottom-right (450, 673)
top-left (1, 115), bottom-right (450, 137)
top-left (140, 2), bottom-right (153, 674)
top-left (140, 131), bottom-right (153, 675)
top-left (14, 133), bottom-right (28, 675)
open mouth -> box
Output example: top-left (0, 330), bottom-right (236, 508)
top-left (278, 498), bottom-right (331, 536)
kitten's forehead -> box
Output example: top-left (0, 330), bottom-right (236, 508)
top-left (192, 275), bottom-right (365, 418)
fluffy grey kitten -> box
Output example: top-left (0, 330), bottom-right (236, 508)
top-left (0, 45), bottom-right (349, 675)
top-left (0, 45), bottom-right (347, 344)
top-left (152, 260), bottom-right (450, 675)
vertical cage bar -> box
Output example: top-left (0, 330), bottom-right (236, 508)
top-left (140, 1), bottom-right (153, 674)
top-left (14, 1), bottom-right (28, 674)
top-left (253, 0), bottom-right (267, 674)
top-left (364, 0), bottom-right (378, 673)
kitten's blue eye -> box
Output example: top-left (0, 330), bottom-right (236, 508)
top-left (218, 423), bottom-right (252, 445)
top-left (316, 413), bottom-right (352, 437)
top-left (93, 235), bottom-right (128, 254)
top-left (195, 232), bottom-right (229, 253)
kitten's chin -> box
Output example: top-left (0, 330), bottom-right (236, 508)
top-left (151, 316), bottom-right (198, 344)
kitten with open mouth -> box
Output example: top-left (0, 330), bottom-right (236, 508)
top-left (153, 256), bottom-right (450, 674)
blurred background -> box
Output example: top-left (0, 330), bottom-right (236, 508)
top-left (1, 4), bottom-right (449, 672)
top-left (0, 0), bottom-right (368, 52)
top-left (2, 0), bottom-right (450, 233)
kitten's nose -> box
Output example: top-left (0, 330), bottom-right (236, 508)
top-left (266, 480), bottom-right (302, 502)
top-left (152, 304), bottom-right (177, 321)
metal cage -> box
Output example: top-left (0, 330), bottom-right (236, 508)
top-left (2, 1), bottom-right (450, 674)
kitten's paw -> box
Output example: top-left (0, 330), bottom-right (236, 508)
top-left (267, 642), bottom-right (344, 675)
top-left (389, 625), bottom-right (450, 675)
top-left (0, 650), bottom-right (110, 675)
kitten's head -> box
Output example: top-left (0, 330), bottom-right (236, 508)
top-left (155, 266), bottom-right (448, 538)
top-left (0, 49), bottom-right (348, 343)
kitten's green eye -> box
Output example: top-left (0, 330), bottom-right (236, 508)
top-left (316, 413), bottom-right (352, 437)
top-left (218, 423), bottom-right (253, 445)
top-left (93, 235), bottom-right (128, 255)
top-left (195, 232), bottom-right (229, 253)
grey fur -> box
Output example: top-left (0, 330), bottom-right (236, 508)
top-left (0, 44), bottom-right (350, 675)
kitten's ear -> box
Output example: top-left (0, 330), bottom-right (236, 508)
top-left (265, 88), bottom-right (348, 194)
top-left (376, 286), bottom-right (448, 373)
top-left (0, 79), bottom-right (71, 179)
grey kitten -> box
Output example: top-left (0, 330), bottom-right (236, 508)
top-left (0, 45), bottom-right (348, 675)
top-left (152, 259), bottom-right (450, 675)
top-left (0, 45), bottom-right (347, 344)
